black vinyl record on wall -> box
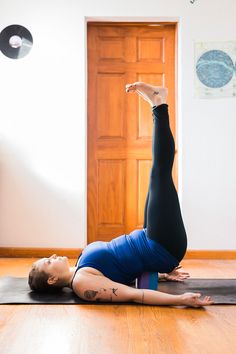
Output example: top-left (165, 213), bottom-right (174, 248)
top-left (0, 24), bottom-right (33, 59)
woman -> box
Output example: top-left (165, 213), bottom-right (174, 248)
top-left (28, 82), bottom-right (213, 308)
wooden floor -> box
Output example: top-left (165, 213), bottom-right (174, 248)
top-left (0, 258), bottom-right (235, 354)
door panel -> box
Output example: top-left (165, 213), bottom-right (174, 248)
top-left (88, 23), bottom-right (177, 243)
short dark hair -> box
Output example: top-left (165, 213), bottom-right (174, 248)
top-left (28, 266), bottom-right (62, 293)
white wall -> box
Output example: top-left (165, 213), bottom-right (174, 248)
top-left (0, 0), bottom-right (235, 250)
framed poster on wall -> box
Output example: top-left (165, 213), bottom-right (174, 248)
top-left (194, 41), bottom-right (236, 98)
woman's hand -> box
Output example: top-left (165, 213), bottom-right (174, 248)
top-left (181, 292), bottom-right (214, 307)
top-left (163, 265), bottom-right (190, 282)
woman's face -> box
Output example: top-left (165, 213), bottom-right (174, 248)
top-left (34, 254), bottom-right (70, 278)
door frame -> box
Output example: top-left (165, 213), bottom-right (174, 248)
top-left (85, 17), bottom-right (183, 243)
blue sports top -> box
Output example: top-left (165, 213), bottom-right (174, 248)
top-left (73, 229), bottom-right (179, 285)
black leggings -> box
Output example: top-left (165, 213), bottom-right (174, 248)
top-left (143, 104), bottom-right (187, 262)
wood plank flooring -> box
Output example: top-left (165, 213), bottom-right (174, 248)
top-left (0, 258), bottom-right (235, 354)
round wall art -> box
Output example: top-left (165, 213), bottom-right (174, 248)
top-left (0, 24), bottom-right (33, 59)
top-left (196, 49), bottom-right (234, 89)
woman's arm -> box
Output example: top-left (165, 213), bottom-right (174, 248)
top-left (134, 289), bottom-right (213, 307)
top-left (73, 272), bottom-right (136, 303)
top-left (73, 273), bottom-right (213, 307)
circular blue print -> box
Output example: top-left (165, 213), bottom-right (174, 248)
top-left (196, 50), bottom-right (234, 88)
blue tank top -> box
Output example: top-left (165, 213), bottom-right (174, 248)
top-left (74, 229), bottom-right (179, 285)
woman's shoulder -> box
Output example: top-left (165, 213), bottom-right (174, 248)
top-left (76, 266), bottom-right (105, 277)
top-left (71, 267), bottom-right (106, 298)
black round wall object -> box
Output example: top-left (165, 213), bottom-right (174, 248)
top-left (0, 24), bottom-right (33, 59)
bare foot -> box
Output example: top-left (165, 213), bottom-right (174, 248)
top-left (125, 82), bottom-right (168, 107)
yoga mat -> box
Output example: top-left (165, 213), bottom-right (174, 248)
top-left (0, 276), bottom-right (235, 305)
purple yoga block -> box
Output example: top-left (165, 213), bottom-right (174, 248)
top-left (136, 272), bottom-right (158, 290)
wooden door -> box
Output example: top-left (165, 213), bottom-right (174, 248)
top-left (87, 23), bottom-right (177, 243)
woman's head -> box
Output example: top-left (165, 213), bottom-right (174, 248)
top-left (28, 254), bottom-right (71, 292)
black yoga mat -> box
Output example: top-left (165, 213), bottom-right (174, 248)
top-left (0, 276), bottom-right (235, 305)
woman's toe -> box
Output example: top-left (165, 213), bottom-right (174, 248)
top-left (126, 83), bottom-right (136, 91)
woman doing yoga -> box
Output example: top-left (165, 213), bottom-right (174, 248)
top-left (28, 82), bottom-right (213, 308)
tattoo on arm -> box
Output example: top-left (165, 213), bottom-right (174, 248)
top-left (111, 288), bottom-right (118, 296)
top-left (84, 290), bottom-right (98, 299)
top-left (83, 287), bottom-right (119, 302)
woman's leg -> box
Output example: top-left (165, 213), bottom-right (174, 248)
top-left (126, 82), bottom-right (187, 262)
top-left (146, 103), bottom-right (187, 261)
top-left (143, 190), bottom-right (149, 229)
